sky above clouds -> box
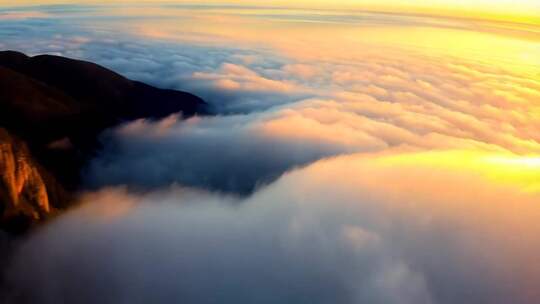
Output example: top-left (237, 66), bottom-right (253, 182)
top-left (1, 3), bottom-right (540, 304)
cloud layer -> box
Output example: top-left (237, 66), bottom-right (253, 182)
top-left (1, 4), bottom-right (540, 304)
top-left (4, 152), bottom-right (540, 304)
top-left (84, 113), bottom-right (354, 194)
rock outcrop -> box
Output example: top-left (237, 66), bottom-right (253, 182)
top-left (0, 129), bottom-right (69, 233)
top-left (0, 128), bottom-right (50, 216)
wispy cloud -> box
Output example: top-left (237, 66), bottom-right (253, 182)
top-left (0, 11), bottom-right (49, 20)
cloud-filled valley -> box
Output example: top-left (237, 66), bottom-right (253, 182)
top-left (84, 113), bottom-right (353, 194)
top-left (1, 3), bottom-right (540, 304)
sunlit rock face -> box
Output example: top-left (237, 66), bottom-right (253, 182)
top-left (0, 128), bottom-right (62, 232)
top-left (0, 129), bottom-right (49, 215)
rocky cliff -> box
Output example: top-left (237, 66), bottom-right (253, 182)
top-left (0, 128), bottom-right (49, 216)
top-left (0, 129), bottom-right (69, 233)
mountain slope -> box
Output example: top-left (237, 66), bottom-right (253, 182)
top-left (0, 50), bottom-right (205, 143)
top-left (0, 51), bottom-right (207, 233)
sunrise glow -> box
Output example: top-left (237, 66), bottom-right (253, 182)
top-left (1, 1), bottom-right (539, 303)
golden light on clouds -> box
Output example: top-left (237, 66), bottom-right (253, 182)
top-left (1, 2), bottom-right (540, 302)
top-left (378, 151), bottom-right (540, 194)
top-left (97, 5), bottom-right (539, 80)
top-left (1, 0), bottom-right (539, 25)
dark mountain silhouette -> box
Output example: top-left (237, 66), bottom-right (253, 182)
top-left (0, 50), bottom-right (206, 233)
top-left (0, 50), bottom-right (205, 142)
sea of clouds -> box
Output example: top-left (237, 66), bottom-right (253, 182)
top-left (4, 153), bottom-right (540, 304)
top-left (1, 4), bottom-right (540, 304)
